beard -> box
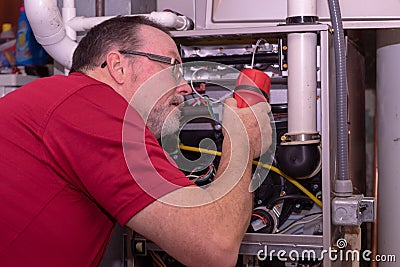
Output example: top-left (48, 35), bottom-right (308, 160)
top-left (146, 94), bottom-right (183, 139)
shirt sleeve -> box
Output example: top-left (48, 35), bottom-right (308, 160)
top-left (42, 84), bottom-right (193, 225)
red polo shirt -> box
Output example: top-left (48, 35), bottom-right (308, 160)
top-left (0, 73), bottom-right (192, 266)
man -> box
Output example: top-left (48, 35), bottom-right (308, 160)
top-left (0, 16), bottom-right (272, 266)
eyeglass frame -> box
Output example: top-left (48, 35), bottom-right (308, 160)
top-left (100, 50), bottom-right (184, 82)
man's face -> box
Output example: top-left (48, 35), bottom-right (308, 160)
top-left (130, 65), bottom-right (188, 139)
top-left (146, 93), bottom-right (184, 139)
top-left (127, 26), bottom-right (191, 139)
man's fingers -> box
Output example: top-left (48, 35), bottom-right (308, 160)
top-left (224, 97), bottom-right (238, 108)
top-left (252, 101), bottom-right (271, 113)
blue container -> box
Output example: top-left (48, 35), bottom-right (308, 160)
top-left (15, 5), bottom-right (49, 66)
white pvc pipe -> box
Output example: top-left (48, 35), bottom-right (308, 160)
top-left (25, 0), bottom-right (194, 69)
top-left (25, 0), bottom-right (77, 69)
top-left (67, 16), bottom-right (116, 32)
top-left (66, 12), bottom-right (190, 32)
top-left (287, 32), bottom-right (318, 133)
top-left (286, 0), bottom-right (318, 134)
top-left (287, 0), bottom-right (317, 17)
top-left (63, 0), bottom-right (74, 8)
top-left (62, 0), bottom-right (77, 40)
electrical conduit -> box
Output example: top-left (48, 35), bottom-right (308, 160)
top-left (327, 0), bottom-right (352, 195)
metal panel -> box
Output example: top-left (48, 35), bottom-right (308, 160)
top-left (157, 0), bottom-right (400, 29)
top-left (320, 29), bottom-right (335, 267)
top-left (346, 37), bottom-right (366, 194)
top-left (211, 0), bottom-right (400, 22)
top-left (170, 23), bottom-right (330, 38)
top-left (211, 0), bottom-right (287, 23)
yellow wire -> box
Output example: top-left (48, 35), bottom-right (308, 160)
top-left (178, 144), bottom-right (323, 208)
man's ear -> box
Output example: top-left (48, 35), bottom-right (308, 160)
top-left (105, 51), bottom-right (126, 84)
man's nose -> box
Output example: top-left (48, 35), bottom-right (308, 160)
top-left (175, 82), bottom-right (192, 96)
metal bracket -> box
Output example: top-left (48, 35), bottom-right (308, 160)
top-left (332, 195), bottom-right (376, 226)
top-left (280, 132), bottom-right (321, 145)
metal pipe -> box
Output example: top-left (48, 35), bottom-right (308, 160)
top-left (95, 0), bottom-right (105, 17)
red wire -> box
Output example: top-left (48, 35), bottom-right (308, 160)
top-left (252, 213), bottom-right (268, 225)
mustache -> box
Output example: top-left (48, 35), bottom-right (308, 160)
top-left (169, 94), bottom-right (184, 106)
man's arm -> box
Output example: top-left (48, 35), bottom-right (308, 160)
top-left (127, 99), bottom-right (272, 267)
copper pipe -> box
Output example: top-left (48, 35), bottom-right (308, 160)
top-left (95, 0), bottom-right (105, 16)
top-left (371, 95), bottom-right (378, 267)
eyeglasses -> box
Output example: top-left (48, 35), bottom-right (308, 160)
top-left (101, 50), bottom-right (184, 82)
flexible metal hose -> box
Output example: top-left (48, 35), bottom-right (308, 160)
top-left (328, 0), bottom-right (349, 181)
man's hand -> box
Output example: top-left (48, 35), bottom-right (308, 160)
top-left (222, 97), bottom-right (272, 159)
top-left (127, 99), bottom-right (273, 267)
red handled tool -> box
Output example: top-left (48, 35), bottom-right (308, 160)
top-left (233, 69), bottom-right (271, 108)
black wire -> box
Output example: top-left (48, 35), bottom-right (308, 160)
top-left (266, 194), bottom-right (311, 209)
